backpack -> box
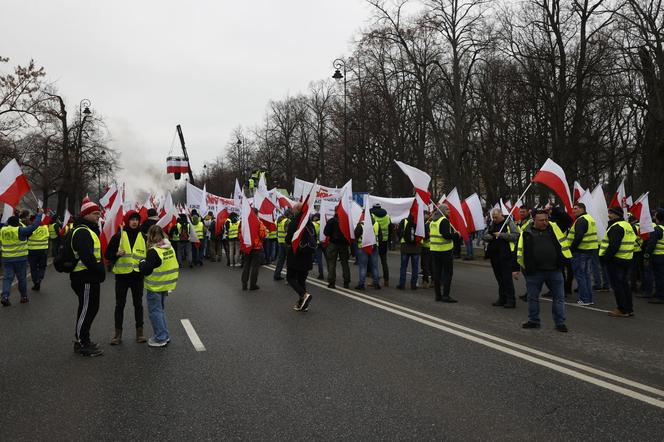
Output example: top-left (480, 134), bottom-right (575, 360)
top-left (179, 225), bottom-right (189, 241)
top-left (402, 221), bottom-right (417, 244)
top-left (53, 228), bottom-right (79, 273)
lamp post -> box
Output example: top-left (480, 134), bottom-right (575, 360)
top-left (332, 58), bottom-right (348, 180)
top-left (236, 139), bottom-right (243, 184)
top-left (75, 99), bottom-right (92, 207)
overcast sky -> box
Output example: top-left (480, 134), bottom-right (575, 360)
top-left (2, 0), bottom-right (374, 198)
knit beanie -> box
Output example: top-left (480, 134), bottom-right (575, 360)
top-left (80, 201), bottom-right (101, 217)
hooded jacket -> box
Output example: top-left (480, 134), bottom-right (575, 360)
top-left (70, 216), bottom-right (106, 284)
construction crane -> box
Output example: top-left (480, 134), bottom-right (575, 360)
top-left (176, 124), bottom-right (195, 186)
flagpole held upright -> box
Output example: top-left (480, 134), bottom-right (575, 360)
top-left (498, 182), bottom-right (533, 233)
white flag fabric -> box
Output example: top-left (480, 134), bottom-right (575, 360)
top-left (463, 193), bottom-right (486, 232)
top-left (532, 158), bottom-right (573, 215)
top-left (361, 203), bottom-right (376, 250)
top-left (200, 183), bottom-right (208, 216)
top-left (318, 199), bottom-right (337, 242)
top-left (157, 192), bottom-right (178, 229)
top-left (1, 203), bottom-right (13, 224)
top-left (590, 184), bottom-right (608, 241)
top-left (395, 160), bottom-right (431, 194)
top-left (633, 193), bottom-right (654, 235)
top-left (240, 196), bottom-right (253, 247)
top-left (99, 184), bottom-right (118, 209)
top-left (234, 179), bottom-right (243, 209)
top-left (365, 195), bottom-right (414, 224)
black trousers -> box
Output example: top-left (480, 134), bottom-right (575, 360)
top-left (241, 250), bottom-right (262, 287)
top-left (608, 259), bottom-right (633, 313)
top-left (327, 243), bottom-right (350, 285)
top-left (287, 267), bottom-right (309, 299)
top-left (421, 247), bottom-right (431, 282)
top-left (71, 280), bottom-right (100, 345)
top-left (490, 254), bottom-right (515, 304)
top-left (431, 250), bottom-right (454, 299)
top-left (563, 261), bottom-right (573, 294)
top-left (114, 276), bottom-right (144, 329)
top-left (378, 241), bottom-right (389, 282)
top-left (28, 249), bottom-right (48, 284)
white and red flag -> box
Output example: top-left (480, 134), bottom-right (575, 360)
top-left (233, 179), bottom-right (243, 209)
top-left (532, 158), bottom-right (573, 216)
top-left (100, 192), bottom-right (124, 257)
top-left (0, 159), bottom-right (30, 207)
top-left (254, 176), bottom-right (276, 230)
top-left (461, 193), bottom-right (486, 233)
top-left (631, 193), bottom-right (654, 239)
top-left (609, 179), bottom-right (626, 209)
top-left (156, 192), bottom-right (178, 233)
top-left (215, 208), bottom-right (230, 236)
top-left (395, 160), bottom-right (431, 204)
top-left (59, 208), bottom-right (72, 236)
top-left (499, 199), bottom-right (511, 216)
top-left (335, 180), bottom-right (355, 243)
top-left (443, 188), bottom-right (470, 241)
top-left (573, 181), bottom-right (584, 204)
top-left (99, 184), bottom-right (118, 209)
top-left (291, 180), bottom-right (319, 252)
top-left (1, 203), bottom-right (14, 225)
top-left (360, 203), bottom-right (377, 253)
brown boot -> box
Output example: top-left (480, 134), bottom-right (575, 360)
top-left (136, 327), bottom-right (147, 343)
top-left (110, 328), bottom-right (122, 345)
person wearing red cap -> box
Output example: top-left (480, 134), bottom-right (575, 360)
top-left (70, 201), bottom-right (105, 357)
top-left (104, 210), bottom-right (147, 345)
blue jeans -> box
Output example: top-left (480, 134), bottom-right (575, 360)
top-left (465, 239), bottom-right (474, 259)
top-left (591, 252), bottom-right (609, 288)
top-left (147, 290), bottom-right (169, 342)
top-left (274, 243), bottom-right (287, 278)
top-left (2, 260), bottom-right (28, 299)
top-left (525, 270), bottom-right (566, 326)
top-left (192, 244), bottom-right (203, 264)
top-left (399, 253), bottom-right (419, 287)
top-left (357, 248), bottom-right (380, 286)
top-left (652, 257), bottom-right (664, 301)
top-left (28, 250), bottom-right (48, 284)
top-left (571, 253), bottom-right (593, 303)
top-left (314, 245), bottom-right (325, 277)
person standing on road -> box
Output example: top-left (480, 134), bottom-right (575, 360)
top-left (311, 213), bottom-right (325, 280)
top-left (27, 213), bottom-right (50, 292)
top-left (190, 210), bottom-right (205, 266)
top-left (569, 203), bottom-right (598, 306)
top-left (226, 212), bottom-right (241, 267)
top-left (239, 210), bottom-right (267, 290)
top-left (1, 209), bottom-right (43, 306)
top-left (420, 211), bottom-right (432, 288)
top-left (285, 203), bottom-right (315, 311)
top-left (140, 208), bottom-right (159, 235)
top-left (517, 206), bottom-right (532, 232)
top-left (273, 210), bottom-right (291, 280)
top-left (429, 204), bottom-right (459, 302)
top-left (371, 204), bottom-right (391, 287)
top-left (515, 209), bottom-right (571, 332)
top-left (600, 207), bottom-right (637, 318)
top-left (70, 201), bottom-right (106, 356)
top-left (354, 217), bottom-right (381, 290)
top-left (324, 212), bottom-right (351, 289)
top-left (105, 210), bottom-right (147, 345)
top-left (172, 214), bottom-right (192, 268)
top-left (644, 209), bottom-right (664, 304)
top-left (484, 208), bottom-right (519, 308)
top-left (396, 214), bottom-right (421, 290)
top-left (139, 225), bottom-right (179, 348)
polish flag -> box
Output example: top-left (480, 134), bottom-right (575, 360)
top-left (240, 195), bottom-right (262, 253)
top-left (573, 181), bottom-right (584, 204)
top-left (1, 202), bottom-right (14, 225)
top-left (0, 159), bottom-right (30, 207)
top-left (630, 193), bottom-right (654, 238)
top-left (100, 193), bottom-right (124, 257)
top-left (590, 184), bottom-right (608, 241)
top-left (395, 160), bottom-right (431, 204)
top-left (291, 181), bottom-right (319, 252)
top-left (156, 192), bottom-right (178, 233)
top-left (408, 193), bottom-right (426, 240)
top-left (462, 193), bottom-right (486, 233)
top-left (59, 208), bottom-right (72, 236)
top-left (609, 179), bottom-right (626, 209)
top-left (443, 188), bottom-right (469, 241)
top-left (254, 179), bottom-right (277, 231)
top-left (532, 158), bottom-right (573, 216)
top-left (215, 208), bottom-right (230, 236)
top-left (99, 184), bottom-right (118, 209)
top-left (277, 194), bottom-right (295, 209)
top-left (233, 179), bottom-right (243, 208)
top-left (499, 198), bottom-right (511, 216)
top-left (360, 203), bottom-right (377, 253)
top-left (200, 183), bottom-right (208, 216)
top-left (626, 195), bottom-right (633, 209)
top-left (336, 180), bottom-right (355, 243)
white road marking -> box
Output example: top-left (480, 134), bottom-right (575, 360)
top-left (180, 319), bottom-right (206, 352)
top-left (264, 264), bottom-right (664, 409)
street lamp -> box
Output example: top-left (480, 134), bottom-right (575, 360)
top-left (332, 58), bottom-right (348, 179)
top-left (236, 139), bottom-right (243, 184)
top-left (75, 99), bottom-right (92, 208)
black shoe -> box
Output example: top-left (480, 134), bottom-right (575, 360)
top-left (274, 276), bottom-right (284, 281)
top-left (242, 284), bottom-right (247, 291)
top-left (411, 284), bottom-right (418, 291)
top-left (327, 283), bottom-right (336, 289)
top-left (373, 284), bottom-right (381, 290)
top-left (300, 293), bottom-right (312, 311)
top-left (343, 282), bottom-right (350, 289)
top-left (31, 282), bottom-right (41, 291)
top-left (435, 297), bottom-right (442, 302)
top-left (249, 285), bottom-right (259, 291)
top-left (492, 300), bottom-right (505, 307)
top-left (555, 324), bottom-right (568, 333)
top-left (635, 294), bottom-right (653, 298)
top-left (355, 285), bottom-right (365, 290)
top-left (648, 299), bottom-right (664, 304)
top-left (317, 274), bottom-right (324, 280)
top-left (74, 341), bottom-right (100, 353)
top-left (1, 298), bottom-right (10, 307)
top-left (519, 294), bottom-right (527, 302)
top-left (441, 297), bottom-right (458, 303)
top-left (599, 286), bottom-right (610, 292)
top-left (189, 264), bottom-right (194, 268)
top-left (78, 344), bottom-right (104, 357)
top-left (396, 285), bottom-right (405, 290)
top-left (522, 321), bottom-right (541, 329)
top-left (503, 303), bottom-right (516, 309)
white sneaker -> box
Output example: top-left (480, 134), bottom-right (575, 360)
top-left (576, 300), bottom-right (593, 306)
top-left (148, 337), bottom-right (168, 347)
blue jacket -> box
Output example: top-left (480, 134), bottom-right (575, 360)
top-left (1, 214), bottom-right (43, 262)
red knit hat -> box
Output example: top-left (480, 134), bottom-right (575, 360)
top-left (123, 210), bottom-right (141, 224)
top-left (80, 201), bottom-right (101, 217)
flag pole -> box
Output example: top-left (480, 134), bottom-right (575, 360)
top-left (498, 182), bottom-right (533, 233)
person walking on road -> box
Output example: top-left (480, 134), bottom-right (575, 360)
top-left (569, 203), bottom-right (598, 306)
top-left (105, 210), bottom-right (147, 345)
top-left (600, 207), bottom-right (637, 318)
top-left (190, 210), bottom-right (205, 266)
top-left (285, 203), bottom-right (315, 311)
top-left (484, 208), bottom-right (519, 308)
top-left (644, 209), bottom-right (664, 304)
top-left (70, 201), bottom-right (106, 356)
top-left (429, 204), bottom-right (459, 302)
top-left (311, 213), bottom-right (325, 280)
top-left (139, 225), bottom-right (179, 347)
top-left (239, 210), bottom-right (267, 290)
top-left (324, 213), bottom-right (351, 289)
top-left (273, 210), bottom-right (291, 280)
top-left (515, 209), bottom-right (571, 332)
top-left (27, 213), bottom-right (49, 291)
top-left (1, 209), bottom-right (43, 305)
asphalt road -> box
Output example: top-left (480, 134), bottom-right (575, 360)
top-left (1, 252), bottom-right (663, 441)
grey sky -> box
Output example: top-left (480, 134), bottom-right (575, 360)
top-left (2, 0), bottom-right (373, 198)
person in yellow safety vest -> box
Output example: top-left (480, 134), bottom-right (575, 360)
top-left (311, 213), bottom-right (325, 280)
top-left (420, 211), bottom-right (432, 288)
top-left (643, 209), bottom-right (664, 304)
top-left (48, 215), bottom-right (61, 258)
top-left (517, 206), bottom-right (532, 232)
top-left (514, 208), bottom-right (571, 332)
top-left (70, 201), bottom-right (105, 357)
top-left (189, 210), bottom-right (205, 267)
top-left (483, 208), bottom-right (520, 308)
top-left (170, 214), bottom-right (192, 268)
top-left (226, 212), bottom-right (241, 267)
top-left (139, 224), bottom-right (179, 347)
top-left (273, 211), bottom-right (291, 280)
top-left (569, 203), bottom-right (598, 306)
top-left (428, 204), bottom-right (460, 302)
top-left (105, 210), bottom-right (147, 345)
top-left (371, 204), bottom-right (392, 287)
top-left (264, 221), bottom-right (278, 264)
top-left (1, 209), bottom-right (44, 306)
top-left (27, 215), bottom-right (50, 292)
top-left (628, 213), bottom-right (650, 296)
top-left (354, 217), bottom-right (381, 290)
top-left (600, 206), bottom-right (637, 317)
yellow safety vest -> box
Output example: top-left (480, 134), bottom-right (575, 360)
top-left (653, 225), bottom-right (664, 256)
top-left (112, 230), bottom-right (147, 275)
top-left (517, 222), bottom-right (571, 269)
top-left (599, 221), bottom-right (636, 260)
top-left (72, 226), bottom-right (101, 272)
top-left (312, 220), bottom-right (320, 245)
top-left (518, 218), bottom-right (532, 233)
top-left (429, 217), bottom-right (453, 252)
top-left (0, 226), bottom-right (28, 258)
top-left (503, 222), bottom-right (517, 253)
top-left (48, 223), bottom-right (58, 239)
top-left (422, 220), bottom-right (430, 249)
top-left (28, 225), bottom-right (50, 251)
top-left (568, 213), bottom-right (597, 251)
top-left (357, 222), bottom-right (380, 247)
top-left (193, 221), bottom-right (204, 239)
top-left (632, 223), bottom-right (642, 252)
top-left (267, 228), bottom-right (277, 240)
top-left (371, 214), bottom-right (391, 242)
top-left (277, 218), bottom-right (289, 244)
top-left (228, 221), bottom-right (239, 239)
top-left (170, 223), bottom-right (181, 241)
top-left (144, 246), bottom-right (179, 292)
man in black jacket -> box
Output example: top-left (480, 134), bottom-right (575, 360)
top-left (324, 213), bottom-right (351, 289)
top-left (644, 209), bottom-right (664, 304)
top-left (140, 208), bottom-right (159, 235)
top-left (70, 201), bottom-right (106, 357)
top-left (285, 203), bottom-right (315, 311)
top-left (484, 208), bottom-right (519, 308)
